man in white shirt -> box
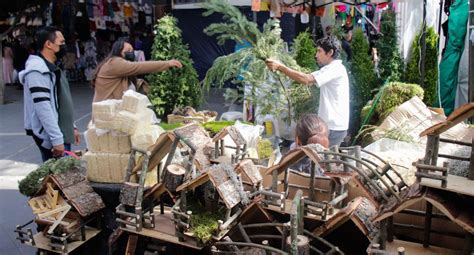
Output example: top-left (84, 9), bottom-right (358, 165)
top-left (265, 36), bottom-right (349, 147)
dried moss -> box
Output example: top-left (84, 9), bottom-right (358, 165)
top-left (376, 82), bottom-right (424, 119)
top-left (361, 82), bottom-right (424, 125)
top-left (18, 157), bottom-right (81, 197)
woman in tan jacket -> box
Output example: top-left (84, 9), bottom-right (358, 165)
top-left (92, 38), bottom-right (182, 102)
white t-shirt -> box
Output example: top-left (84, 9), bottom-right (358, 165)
top-left (311, 60), bottom-right (349, 131)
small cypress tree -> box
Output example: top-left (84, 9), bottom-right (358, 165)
top-left (405, 26), bottom-right (438, 106)
top-left (292, 31), bottom-right (319, 119)
top-left (376, 10), bottom-right (404, 82)
top-left (293, 31), bottom-right (317, 72)
top-left (350, 28), bottom-right (378, 134)
top-left (146, 15), bottom-right (201, 117)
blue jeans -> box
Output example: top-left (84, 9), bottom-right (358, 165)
top-left (329, 130), bottom-right (347, 147)
top-left (32, 134), bottom-right (71, 162)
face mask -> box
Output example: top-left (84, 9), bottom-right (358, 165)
top-left (55, 44), bottom-right (67, 59)
top-left (124, 51), bottom-right (135, 62)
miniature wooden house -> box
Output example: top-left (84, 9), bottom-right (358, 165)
top-left (313, 197), bottom-right (379, 254)
top-left (235, 159), bottom-right (263, 192)
top-left (212, 126), bottom-right (248, 164)
top-left (216, 190), bottom-right (344, 255)
top-left (17, 169), bottom-right (105, 253)
top-left (417, 102), bottom-right (474, 187)
top-left (117, 124), bottom-right (214, 232)
top-left (34, 169), bottom-right (105, 230)
top-left (369, 184), bottom-right (474, 255)
top-left (173, 163), bottom-right (251, 243)
top-left (263, 144), bottom-right (409, 223)
top-left (263, 144), bottom-right (349, 221)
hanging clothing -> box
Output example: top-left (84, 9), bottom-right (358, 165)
top-left (3, 46), bottom-right (14, 84)
top-left (144, 4), bottom-right (153, 25)
top-left (438, 0), bottom-right (469, 115)
top-left (123, 3), bottom-right (133, 18)
top-left (83, 40), bottom-right (98, 81)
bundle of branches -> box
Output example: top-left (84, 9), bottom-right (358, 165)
top-left (201, 0), bottom-right (311, 123)
top-left (19, 157), bottom-right (81, 197)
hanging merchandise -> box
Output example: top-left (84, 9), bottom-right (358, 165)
top-left (132, 2), bottom-right (139, 23)
top-left (301, 11), bottom-right (309, 24)
top-left (123, 2), bottom-right (133, 18)
top-left (260, 0), bottom-right (270, 11)
top-left (315, 6), bottom-right (325, 17)
top-left (438, 0), bottom-right (469, 115)
top-left (144, 3), bottom-right (152, 25)
top-left (83, 39), bottom-right (97, 81)
top-left (270, 0), bottom-right (282, 18)
top-left (252, 0), bottom-right (261, 12)
top-left (335, 4), bottom-right (347, 13)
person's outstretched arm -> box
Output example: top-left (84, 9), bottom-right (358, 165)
top-left (106, 58), bottom-right (182, 77)
top-left (265, 59), bottom-right (316, 86)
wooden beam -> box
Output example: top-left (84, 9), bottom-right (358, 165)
top-left (175, 173), bottom-right (209, 192)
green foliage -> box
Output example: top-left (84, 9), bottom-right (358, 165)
top-left (376, 11), bottom-right (404, 82)
top-left (405, 26), bottom-right (438, 106)
top-left (159, 122), bottom-right (184, 131)
top-left (146, 15), bottom-right (201, 118)
top-left (351, 28), bottom-right (378, 103)
top-left (187, 192), bottom-right (224, 243)
top-left (292, 31), bottom-right (317, 72)
top-left (376, 82), bottom-right (424, 119)
top-left (191, 212), bottom-right (221, 243)
top-left (291, 31), bottom-right (319, 119)
top-left (202, 120), bottom-right (253, 136)
top-left (257, 139), bottom-right (273, 159)
top-left (361, 82), bottom-right (424, 124)
top-left (202, 120), bottom-right (236, 136)
top-left (19, 157), bottom-right (80, 197)
top-left (202, 0), bottom-right (310, 123)
top-left (350, 28), bottom-right (378, 136)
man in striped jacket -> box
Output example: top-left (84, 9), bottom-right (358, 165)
top-left (20, 27), bottom-right (80, 162)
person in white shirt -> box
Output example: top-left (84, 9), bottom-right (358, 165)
top-left (265, 36), bottom-right (349, 146)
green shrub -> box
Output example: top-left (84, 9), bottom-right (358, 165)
top-left (291, 31), bottom-right (319, 119)
top-left (293, 31), bottom-right (317, 72)
top-left (376, 10), bottom-right (404, 82)
top-left (349, 28), bottom-right (378, 136)
top-left (146, 15), bottom-right (202, 118)
top-left (405, 26), bottom-right (438, 106)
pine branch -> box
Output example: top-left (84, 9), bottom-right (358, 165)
top-left (201, 0), bottom-right (310, 123)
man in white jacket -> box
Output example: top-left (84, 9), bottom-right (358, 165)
top-left (20, 27), bottom-right (80, 161)
top-left (265, 36), bottom-right (349, 147)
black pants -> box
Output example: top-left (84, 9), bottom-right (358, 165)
top-left (32, 134), bottom-right (70, 162)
